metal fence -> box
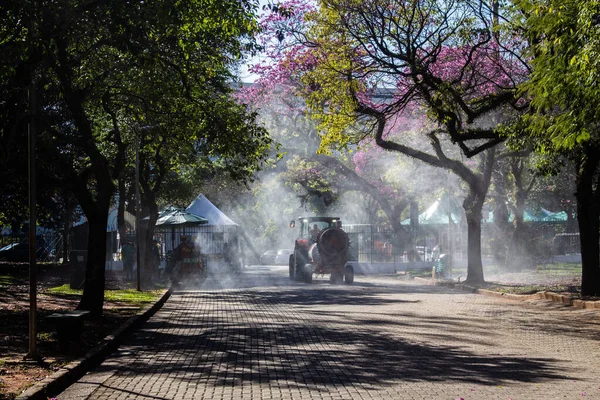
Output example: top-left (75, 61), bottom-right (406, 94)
top-left (153, 224), bottom-right (243, 268)
top-left (1, 218), bottom-right (578, 269)
top-left (344, 224), bottom-right (444, 264)
top-left (155, 225), bottom-right (239, 252)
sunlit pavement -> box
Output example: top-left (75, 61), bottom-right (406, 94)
top-left (58, 265), bottom-right (600, 399)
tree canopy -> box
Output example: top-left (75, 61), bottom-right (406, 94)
top-left (513, 0), bottom-right (600, 295)
top-left (0, 0), bottom-right (272, 314)
top-left (516, 0), bottom-right (600, 150)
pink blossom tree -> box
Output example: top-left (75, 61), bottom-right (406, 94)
top-left (247, 0), bottom-right (529, 284)
top-left (240, 22), bottom-right (414, 238)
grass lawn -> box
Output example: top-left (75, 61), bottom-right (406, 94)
top-left (0, 275), bottom-right (22, 286)
top-left (46, 284), bottom-right (163, 305)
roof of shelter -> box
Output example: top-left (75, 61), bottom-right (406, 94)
top-left (186, 194), bottom-right (238, 226)
top-left (155, 209), bottom-right (208, 226)
top-left (488, 208), bottom-right (568, 223)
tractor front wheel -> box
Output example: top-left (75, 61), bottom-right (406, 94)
top-left (289, 255), bottom-right (295, 280)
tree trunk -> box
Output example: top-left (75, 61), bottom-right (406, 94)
top-left (578, 201), bottom-right (600, 296)
top-left (507, 157), bottom-right (534, 271)
top-left (370, 110), bottom-right (495, 284)
top-left (574, 148), bottom-right (600, 297)
top-left (461, 150), bottom-right (495, 284)
top-left (51, 35), bottom-right (124, 316)
top-left (77, 195), bottom-right (111, 317)
top-left (463, 191), bottom-right (485, 284)
top-left (62, 219), bottom-right (69, 265)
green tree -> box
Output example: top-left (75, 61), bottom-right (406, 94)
top-left (0, 0), bottom-right (270, 315)
top-left (489, 151), bottom-right (539, 270)
top-left (134, 103), bottom-right (271, 279)
top-left (514, 0), bottom-right (600, 296)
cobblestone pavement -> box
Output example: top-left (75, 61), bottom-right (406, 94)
top-left (58, 266), bottom-right (600, 400)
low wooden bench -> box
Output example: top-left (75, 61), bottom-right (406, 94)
top-left (47, 310), bottom-right (90, 352)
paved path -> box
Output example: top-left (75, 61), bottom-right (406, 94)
top-left (58, 266), bottom-right (600, 399)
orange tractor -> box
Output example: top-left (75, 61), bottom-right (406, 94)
top-left (289, 217), bottom-right (354, 284)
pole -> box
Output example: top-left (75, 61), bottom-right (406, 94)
top-left (447, 174), bottom-right (452, 263)
top-left (135, 132), bottom-right (141, 291)
top-left (27, 25), bottom-right (39, 360)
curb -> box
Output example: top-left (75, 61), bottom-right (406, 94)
top-left (536, 291), bottom-right (600, 310)
top-left (16, 288), bottom-right (172, 400)
top-left (413, 277), bottom-right (600, 310)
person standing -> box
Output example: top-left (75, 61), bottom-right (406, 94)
top-left (121, 240), bottom-right (135, 281)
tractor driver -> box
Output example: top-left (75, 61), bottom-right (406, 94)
top-left (309, 224), bottom-right (320, 242)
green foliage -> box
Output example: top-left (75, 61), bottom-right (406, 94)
top-left (297, 4), bottom-right (365, 153)
top-left (0, 0), bottom-right (273, 312)
top-left (514, 0), bottom-right (600, 296)
top-left (517, 0), bottom-right (600, 151)
top-left (284, 155), bottom-right (338, 207)
top-left (0, 0), bottom-right (271, 224)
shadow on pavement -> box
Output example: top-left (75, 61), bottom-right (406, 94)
top-left (97, 272), bottom-right (570, 391)
top-left (113, 317), bottom-right (563, 389)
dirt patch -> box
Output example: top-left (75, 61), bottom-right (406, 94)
top-left (0, 264), bottom-right (161, 400)
top-left (0, 364), bottom-right (52, 400)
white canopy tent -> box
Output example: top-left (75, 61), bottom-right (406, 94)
top-left (186, 194), bottom-right (238, 226)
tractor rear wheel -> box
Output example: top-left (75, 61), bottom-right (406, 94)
top-left (294, 252), bottom-right (306, 281)
top-left (344, 264), bottom-right (354, 284)
top-left (303, 264), bottom-right (313, 283)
